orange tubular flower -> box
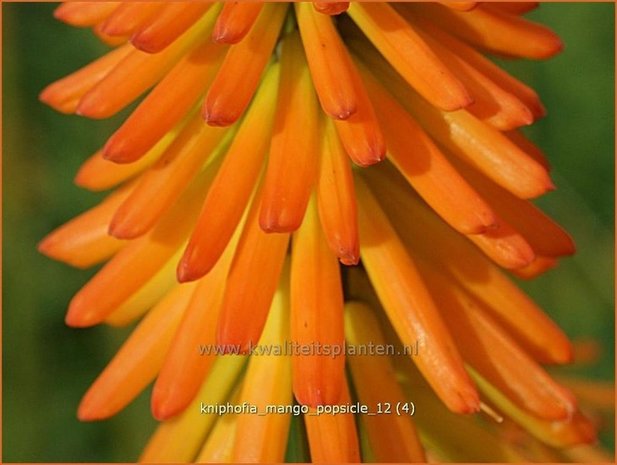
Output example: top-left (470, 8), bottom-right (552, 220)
top-left (180, 64), bottom-right (279, 280)
top-left (39, 43), bottom-right (133, 114)
top-left (212, 2), bottom-right (264, 44)
top-left (304, 379), bottom-right (361, 463)
top-left (38, 1), bottom-right (608, 462)
top-left (316, 118), bottom-right (360, 265)
top-left (296, 2), bottom-right (358, 120)
top-left (291, 196), bottom-right (346, 407)
top-left (53, 1), bottom-right (121, 27)
top-left (203, 3), bottom-right (287, 126)
top-left (97, 2), bottom-right (164, 38)
top-left (259, 31), bottom-right (320, 233)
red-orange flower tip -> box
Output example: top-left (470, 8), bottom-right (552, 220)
top-left (37, 232), bottom-right (97, 269)
top-left (129, 33), bottom-right (163, 55)
top-left (77, 384), bottom-right (124, 422)
top-left (51, 7), bottom-right (65, 21)
top-left (295, 386), bottom-right (341, 408)
top-left (202, 104), bottom-right (238, 127)
top-left (175, 251), bottom-right (207, 284)
top-left (353, 146), bottom-right (386, 168)
top-left (557, 342), bottom-right (576, 365)
top-left (544, 35), bottom-right (564, 59)
top-left (65, 297), bottom-right (99, 328)
top-left (38, 85), bottom-right (75, 114)
top-left (73, 168), bottom-right (89, 188)
top-left (452, 387), bottom-right (482, 415)
top-left (455, 93), bottom-right (475, 111)
top-left (259, 209), bottom-right (302, 234)
top-left (214, 331), bottom-right (252, 355)
top-left (334, 108), bottom-right (355, 120)
top-left (38, 232), bottom-right (96, 268)
top-left (465, 214), bottom-right (498, 235)
top-left (313, 2), bottom-right (350, 16)
top-left (339, 251), bottom-right (360, 267)
top-left (510, 244), bottom-right (536, 270)
top-left (578, 416), bottom-right (599, 444)
top-left (36, 235), bottom-right (56, 258)
top-left (38, 87), bottom-right (56, 107)
top-left (107, 221), bottom-right (138, 241)
top-left (102, 136), bottom-right (132, 165)
top-left (535, 101), bottom-right (548, 119)
top-left (76, 398), bottom-right (101, 422)
top-left (258, 217), bottom-right (302, 234)
top-left (211, 30), bottom-right (234, 45)
top-left (75, 97), bottom-right (109, 120)
top-left (150, 393), bottom-right (183, 421)
top-left (525, 169), bottom-right (556, 199)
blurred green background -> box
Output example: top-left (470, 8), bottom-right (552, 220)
top-left (3, 2), bottom-right (614, 462)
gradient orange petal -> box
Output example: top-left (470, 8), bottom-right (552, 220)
top-left (65, 172), bottom-right (210, 327)
top-left (454, 157), bottom-right (575, 257)
top-left (466, 219), bottom-right (536, 270)
top-left (131, 2), bottom-right (213, 53)
top-left (412, 18), bottom-right (546, 119)
top-left (421, 264), bottom-right (577, 420)
top-left (473, 374), bottom-right (595, 447)
top-left (345, 302), bottom-right (426, 462)
top-left (365, 167), bottom-right (572, 364)
top-left (77, 284), bottom-right (195, 421)
top-left (333, 55), bottom-right (386, 167)
top-left (304, 379), bottom-right (361, 463)
top-left (216, 191), bottom-right (290, 351)
top-left (152, 228), bottom-right (240, 421)
top-left (406, 2), bottom-right (562, 59)
top-left (290, 196), bottom-right (345, 406)
top-left (103, 251), bottom-right (180, 327)
top-left (103, 26), bottom-right (227, 163)
top-left (358, 45), bottom-right (554, 199)
top-left (361, 66), bottom-right (497, 235)
top-left (394, 365), bottom-right (525, 462)
top-left (348, 2), bottom-right (471, 111)
top-left (74, 125), bottom-right (181, 192)
top-left (109, 112), bottom-right (229, 240)
top-left (53, 2), bottom-right (120, 27)
top-left (312, 1), bottom-right (349, 15)
top-left (316, 118), bottom-right (359, 265)
top-left (506, 129), bottom-right (551, 170)
top-left (179, 64), bottom-right (279, 281)
top-left (140, 356), bottom-right (246, 462)
top-left (260, 31), bottom-right (320, 233)
top-left (356, 176), bottom-right (480, 414)
top-left (77, 8), bottom-right (213, 119)
top-left (413, 26), bottom-right (533, 130)
top-left (196, 387), bottom-right (242, 462)
top-left (511, 255), bottom-right (558, 280)
top-left (39, 43), bottom-right (132, 114)
top-left (98, 2), bottom-right (163, 38)
top-left (212, 2), bottom-right (264, 44)
top-left (296, 2), bottom-right (358, 119)
top-left (38, 186), bottom-right (129, 269)
top-left (91, 23), bottom-right (127, 47)
top-left (439, 1), bottom-right (477, 11)
top-left (203, 3), bottom-right (287, 126)
top-left (232, 278), bottom-right (293, 463)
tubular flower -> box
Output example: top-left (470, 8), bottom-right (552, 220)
top-left (39, 1), bottom-right (604, 462)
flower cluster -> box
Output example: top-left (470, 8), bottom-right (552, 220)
top-left (39, 1), bottom-right (601, 462)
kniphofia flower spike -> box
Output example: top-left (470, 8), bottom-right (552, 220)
top-left (39, 1), bottom-right (603, 462)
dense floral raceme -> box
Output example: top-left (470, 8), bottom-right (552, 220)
top-left (38, 1), bottom-right (611, 462)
